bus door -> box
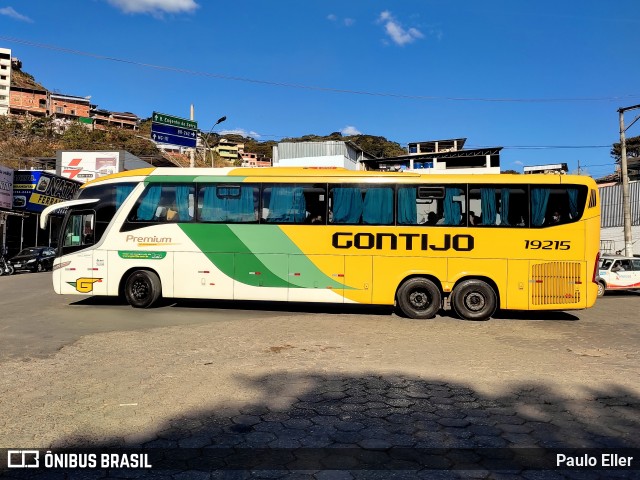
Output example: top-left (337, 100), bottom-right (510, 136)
top-left (57, 210), bottom-right (103, 296)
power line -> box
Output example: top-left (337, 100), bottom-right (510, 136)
top-left (2, 35), bottom-right (640, 104)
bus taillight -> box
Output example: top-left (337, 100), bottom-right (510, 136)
top-left (592, 252), bottom-right (600, 284)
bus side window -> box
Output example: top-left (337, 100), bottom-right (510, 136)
top-left (329, 185), bottom-right (393, 225)
top-left (532, 186), bottom-right (586, 227)
top-left (198, 184), bottom-right (259, 223)
top-left (130, 185), bottom-right (195, 223)
top-left (397, 185), bottom-right (465, 226)
top-left (261, 184), bottom-right (326, 224)
top-left (467, 186), bottom-right (527, 227)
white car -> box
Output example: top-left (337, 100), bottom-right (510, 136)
top-left (597, 255), bottom-right (640, 297)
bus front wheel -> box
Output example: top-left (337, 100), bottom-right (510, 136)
top-left (451, 279), bottom-right (496, 321)
top-left (396, 277), bottom-right (441, 319)
top-left (125, 270), bottom-right (162, 308)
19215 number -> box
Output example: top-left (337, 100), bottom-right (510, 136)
top-left (525, 240), bottom-right (570, 250)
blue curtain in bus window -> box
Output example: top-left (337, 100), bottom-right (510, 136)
top-left (136, 186), bottom-right (162, 220)
top-left (567, 188), bottom-right (579, 220)
top-left (115, 185), bottom-right (135, 209)
top-left (226, 186), bottom-right (256, 222)
top-left (332, 187), bottom-right (363, 224)
top-left (531, 188), bottom-right (550, 226)
top-left (268, 186), bottom-right (306, 223)
top-left (175, 186), bottom-right (191, 221)
top-left (500, 188), bottom-right (510, 226)
top-left (443, 188), bottom-right (461, 225)
top-left (397, 187), bottom-right (417, 225)
top-left (480, 188), bottom-right (497, 225)
top-left (363, 188), bottom-right (393, 224)
top-left (201, 186), bottom-right (226, 221)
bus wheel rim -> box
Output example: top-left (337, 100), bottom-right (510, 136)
top-left (132, 279), bottom-right (150, 300)
top-left (464, 292), bottom-right (485, 312)
top-left (409, 289), bottom-right (430, 309)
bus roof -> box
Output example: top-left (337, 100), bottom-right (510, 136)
top-left (81, 167), bottom-right (597, 187)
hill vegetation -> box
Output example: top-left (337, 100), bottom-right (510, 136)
top-left (0, 114), bottom-right (408, 169)
top-left (0, 68), bottom-right (408, 168)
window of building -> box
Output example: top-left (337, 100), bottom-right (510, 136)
top-left (0, 95), bottom-right (6, 101)
top-left (56, 106), bottom-right (63, 113)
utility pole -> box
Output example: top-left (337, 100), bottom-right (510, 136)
top-left (618, 104), bottom-right (640, 257)
top-left (189, 104), bottom-right (195, 168)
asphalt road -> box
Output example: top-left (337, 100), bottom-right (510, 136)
top-left (1, 271), bottom-right (639, 478)
top-left (0, 272), bottom-right (305, 361)
top-left (1, 271), bottom-right (639, 363)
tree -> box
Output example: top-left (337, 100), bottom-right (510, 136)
top-left (501, 169), bottom-right (521, 174)
top-left (611, 135), bottom-right (640, 162)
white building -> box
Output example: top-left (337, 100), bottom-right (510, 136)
top-left (0, 47), bottom-right (11, 115)
top-left (362, 138), bottom-right (502, 174)
top-left (599, 180), bottom-right (640, 255)
top-left (272, 141), bottom-right (376, 170)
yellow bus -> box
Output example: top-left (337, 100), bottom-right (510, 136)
top-left (41, 167), bottom-right (600, 321)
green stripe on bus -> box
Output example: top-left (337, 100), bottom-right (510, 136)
top-left (144, 175), bottom-right (247, 184)
top-left (228, 225), bottom-right (346, 290)
top-left (178, 224), bottom-right (345, 290)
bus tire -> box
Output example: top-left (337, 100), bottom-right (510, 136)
top-left (597, 280), bottom-right (606, 297)
top-left (396, 277), bottom-right (441, 319)
top-left (125, 270), bottom-right (162, 308)
top-left (451, 279), bottom-right (496, 321)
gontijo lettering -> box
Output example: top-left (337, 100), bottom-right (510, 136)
top-left (332, 232), bottom-right (474, 251)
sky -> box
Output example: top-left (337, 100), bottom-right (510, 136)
top-left (1, 0), bottom-right (639, 178)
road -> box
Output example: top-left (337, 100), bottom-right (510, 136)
top-left (0, 272), bottom-right (639, 477)
top-left (0, 272), bottom-right (304, 361)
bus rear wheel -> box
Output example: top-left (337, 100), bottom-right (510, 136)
top-left (451, 279), bottom-right (496, 321)
top-left (125, 270), bottom-right (162, 308)
top-left (396, 277), bottom-right (441, 319)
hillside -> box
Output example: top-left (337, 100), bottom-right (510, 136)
top-left (1, 69), bottom-right (407, 168)
top-left (10, 69), bottom-right (47, 91)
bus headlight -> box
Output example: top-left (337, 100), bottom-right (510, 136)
top-left (53, 261), bottom-right (71, 271)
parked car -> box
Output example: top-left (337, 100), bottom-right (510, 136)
top-left (597, 254), bottom-right (640, 297)
top-left (10, 247), bottom-right (57, 273)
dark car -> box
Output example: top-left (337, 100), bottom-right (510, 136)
top-left (10, 247), bottom-right (56, 273)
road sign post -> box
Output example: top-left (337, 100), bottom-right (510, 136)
top-left (151, 111), bottom-right (198, 149)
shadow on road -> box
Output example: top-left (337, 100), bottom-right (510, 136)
top-left (69, 296), bottom-right (583, 322)
top-left (6, 373), bottom-right (638, 478)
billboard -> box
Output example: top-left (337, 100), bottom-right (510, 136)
top-left (13, 171), bottom-right (81, 215)
top-left (57, 151), bottom-right (121, 183)
top-left (0, 165), bottom-right (13, 210)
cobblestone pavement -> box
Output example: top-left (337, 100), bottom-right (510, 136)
top-left (0, 277), bottom-right (639, 479)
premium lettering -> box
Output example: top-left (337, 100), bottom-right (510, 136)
top-left (125, 234), bottom-right (172, 243)
top-left (332, 232), bottom-right (474, 251)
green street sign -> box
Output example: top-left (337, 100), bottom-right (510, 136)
top-left (152, 112), bottom-right (197, 130)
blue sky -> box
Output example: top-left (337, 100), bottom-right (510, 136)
top-left (1, 0), bottom-right (639, 177)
